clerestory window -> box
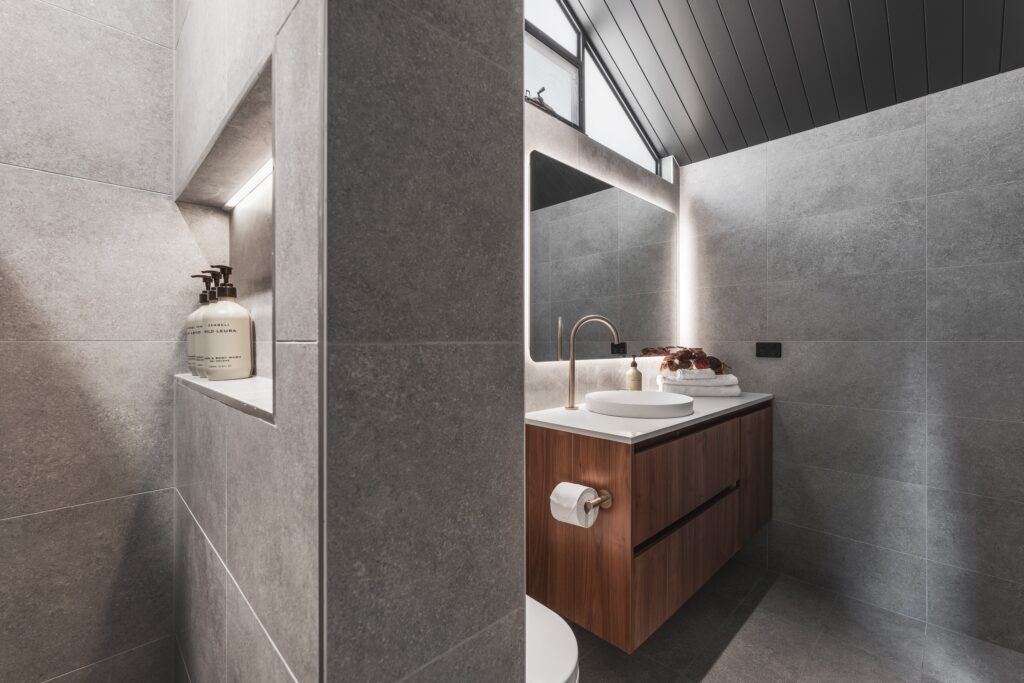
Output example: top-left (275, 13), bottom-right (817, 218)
top-left (524, 0), bottom-right (660, 174)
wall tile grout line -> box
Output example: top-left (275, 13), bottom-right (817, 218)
top-left (172, 382), bottom-right (179, 673)
top-left (326, 340), bottom-right (523, 347)
top-left (0, 487), bottom-right (175, 524)
top-left (779, 454), bottom-right (1024, 505)
top-left (174, 488), bottom-right (300, 683)
top-left (771, 397), bottom-right (927, 417)
top-left (173, 0), bottom-right (190, 50)
top-left (924, 558), bottom-right (1024, 596)
top-left (0, 340), bottom-right (186, 344)
top-left (924, 92), bottom-right (930, 627)
top-left (764, 142), bottom-right (771, 569)
top-left (38, 635), bottom-right (174, 683)
top-left (0, 160), bottom-right (172, 198)
top-left (774, 458), bottom-right (926, 488)
top-left (700, 337), bottom-right (1024, 345)
top-left (773, 517), bottom-right (1024, 591)
top-left (925, 257), bottom-right (1024, 272)
top-left (30, 0), bottom-right (173, 49)
top-left (772, 519), bottom-right (926, 561)
top-left (394, 608), bottom-right (522, 681)
top-left (924, 483), bottom-right (1024, 508)
top-left (175, 638), bottom-right (194, 683)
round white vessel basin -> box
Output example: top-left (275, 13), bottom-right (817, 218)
top-left (584, 390), bottom-right (695, 419)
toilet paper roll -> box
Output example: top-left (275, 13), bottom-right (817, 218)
top-left (549, 482), bottom-right (600, 528)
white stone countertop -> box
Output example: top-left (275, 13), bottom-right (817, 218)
top-left (525, 392), bottom-right (773, 445)
top-left (175, 373), bottom-right (273, 421)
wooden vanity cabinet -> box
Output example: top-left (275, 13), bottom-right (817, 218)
top-left (526, 403), bottom-right (772, 653)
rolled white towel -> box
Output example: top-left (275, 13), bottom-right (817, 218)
top-left (676, 368), bottom-right (716, 380)
top-left (660, 373), bottom-right (739, 387)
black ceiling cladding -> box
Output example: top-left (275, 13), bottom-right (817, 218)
top-left (562, 0), bottom-right (1015, 166)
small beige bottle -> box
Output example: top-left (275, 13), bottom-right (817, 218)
top-left (203, 265), bottom-right (254, 381)
top-left (625, 355), bottom-right (643, 391)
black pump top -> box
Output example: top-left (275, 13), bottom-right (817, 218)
top-left (201, 269), bottom-right (225, 300)
top-left (200, 269), bottom-right (222, 285)
top-left (191, 274), bottom-right (214, 304)
top-left (210, 264), bottom-right (237, 297)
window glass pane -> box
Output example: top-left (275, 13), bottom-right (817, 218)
top-left (525, 33), bottom-right (579, 124)
top-left (525, 0), bottom-right (578, 53)
top-left (583, 51), bottom-right (657, 173)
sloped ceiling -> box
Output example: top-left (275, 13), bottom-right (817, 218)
top-left (563, 0), bottom-right (1024, 165)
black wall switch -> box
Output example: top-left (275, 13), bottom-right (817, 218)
top-left (610, 342), bottom-right (627, 355)
top-left (756, 342), bottom-right (782, 358)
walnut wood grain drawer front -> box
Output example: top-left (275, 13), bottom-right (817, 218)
top-left (632, 488), bottom-right (740, 646)
top-left (631, 418), bottom-right (740, 545)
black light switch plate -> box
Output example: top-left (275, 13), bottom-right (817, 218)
top-left (610, 342), bottom-right (627, 355)
top-left (756, 342), bottom-right (782, 358)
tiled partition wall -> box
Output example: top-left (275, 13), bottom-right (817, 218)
top-left (172, 0), bottom-right (323, 681)
top-left (324, 1), bottom-right (525, 679)
top-left (685, 68), bottom-right (1024, 677)
top-left (0, 0), bottom-right (194, 679)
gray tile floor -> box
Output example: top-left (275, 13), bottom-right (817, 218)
top-left (572, 559), bottom-right (1024, 682)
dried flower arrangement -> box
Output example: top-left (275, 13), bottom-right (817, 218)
top-left (639, 346), bottom-right (731, 375)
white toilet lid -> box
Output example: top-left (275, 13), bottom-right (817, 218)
top-left (525, 596), bottom-right (579, 683)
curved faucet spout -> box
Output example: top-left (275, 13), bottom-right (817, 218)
top-left (566, 315), bottom-right (622, 410)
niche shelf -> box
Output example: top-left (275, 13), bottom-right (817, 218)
top-left (175, 373), bottom-right (273, 422)
top-left (176, 60), bottom-right (276, 419)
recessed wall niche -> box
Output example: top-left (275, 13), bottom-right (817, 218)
top-left (176, 61), bottom-right (275, 418)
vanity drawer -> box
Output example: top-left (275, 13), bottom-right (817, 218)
top-left (631, 419), bottom-right (740, 544)
top-left (632, 488), bottom-right (740, 646)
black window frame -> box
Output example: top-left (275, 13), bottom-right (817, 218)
top-left (524, 0), bottom-right (661, 175)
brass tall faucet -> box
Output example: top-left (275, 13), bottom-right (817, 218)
top-left (566, 315), bottom-right (622, 410)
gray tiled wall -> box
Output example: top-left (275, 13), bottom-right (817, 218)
top-left (0, 0), bottom-right (172, 193)
top-left (0, 0), bottom-right (186, 679)
top-left (324, 0), bottom-right (525, 679)
top-left (530, 187), bottom-right (677, 361)
top-left (172, 0), bottom-right (323, 680)
top-left (173, 343), bottom-right (320, 683)
top-left (0, 491), bottom-right (174, 681)
top-left (685, 67), bottom-right (1024, 664)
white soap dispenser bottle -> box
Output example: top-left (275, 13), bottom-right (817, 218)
top-left (186, 274), bottom-right (213, 376)
top-left (196, 270), bottom-right (222, 378)
top-left (203, 265), bottom-right (254, 381)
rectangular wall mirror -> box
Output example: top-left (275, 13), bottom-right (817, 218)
top-left (529, 151), bottom-right (677, 362)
